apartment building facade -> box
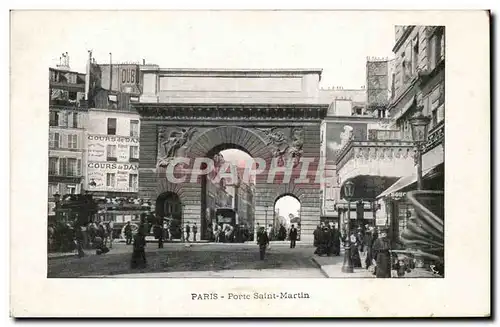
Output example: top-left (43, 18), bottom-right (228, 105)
top-left (48, 65), bottom-right (88, 217)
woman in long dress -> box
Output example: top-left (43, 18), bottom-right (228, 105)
top-left (372, 228), bottom-right (391, 278)
top-left (349, 232), bottom-right (362, 268)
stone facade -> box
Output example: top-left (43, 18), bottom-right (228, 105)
top-left (135, 69), bottom-right (328, 242)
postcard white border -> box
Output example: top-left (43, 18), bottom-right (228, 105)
top-left (9, 10), bottom-right (490, 317)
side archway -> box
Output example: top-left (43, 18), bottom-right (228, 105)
top-left (273, 193), bottom-right (302, 241)
top-left (156, 191), bottom-right (183, 240)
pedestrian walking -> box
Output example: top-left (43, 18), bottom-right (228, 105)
top-left (107, 221), bottom-right (114, 249)
top-left (124, 221), bottom-right (133, 245)
top-left (364, 227), bottom-right (375, 270)
top-left (313, 225), bottom-right (321, 254)
top-left (75, 225), bottom-right (85, 258)
top-left (185, 223), bottom-right (191, 242)
top-left (192, 223), bottom-right (198, 242)
top-left (131, 223), bottom-right (147, 269)
top-left (372, 228), bottom-right (391, 278)
top-left (157, 221), bottom-right (164, 249)
top-left (350, 231), bottom-right (362, 268)
top-left (257, 227), bottom-right (269, 260)
top-left (266, 224), bottom-right (273, 250)
top-left (289, 224), bottom-right (298, 248)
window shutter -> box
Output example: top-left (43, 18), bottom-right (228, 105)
top-left (59, 158), bottom-right (66, 176)
top-left (77, 159), bottom-right (81, 176)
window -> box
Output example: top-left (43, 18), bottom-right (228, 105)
top-left (130, 120), bottom-right (139, 137)
top-left (401, 52), bottom-right (408, 84)
top-left (48, 184), bottom-right (58, 197)
top-left (429, 30), bottom-right (444, 70)
top-left (67, 158), bottom-right (78, 176)
top-left (61, 112), bottom-right (69, 127)
top-left (107, 118), bottom-right (117, 135)
top-left (49, 111), bottom-right (59, 127)
top-left (76, 159), bottom-right (81, 176)
top-left (432, 110), bottom-right (438, 127)
top-left (59, 158), bottom-right (67, 176)
top-left (129, 146), bottom-right (139, 161)
top-left (412, 37), bottom-right (419, 75)
top-left (67, 135), bottom-right (78, 149)
top-left (107, 145), bottom-right (117, 161)
top-left (67, 185), bottom-right (76, 194)
top-left (129, 174), bottom-right (138, 190)
top-left (106, 173), bottom-right (116, 187)
top-left (68, 92), bottom-right (77, 101)
top-left (71, 112), bottom-right (78, 128)
top-left (49, 157), bottom-right (58, 175)
top-left (49, 132), bottom-right (60, 149)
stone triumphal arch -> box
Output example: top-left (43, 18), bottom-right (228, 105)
top-left (134, 68), bottom-right (328, 242)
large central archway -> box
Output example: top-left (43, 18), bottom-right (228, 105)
top-left (136, 103), bottom-right (327, 243)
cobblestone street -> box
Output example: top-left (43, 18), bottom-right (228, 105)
top-left (48, 243), bottom-right (325, 278)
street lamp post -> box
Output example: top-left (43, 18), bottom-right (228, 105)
top-left (409, 106), bottom-right (431, 190)
top-left (181, 203), bottom-right (186, 243)
top-left (341, 180), bottom-right (355, 273)
top-left (265, 205), bottom-right (269, 229)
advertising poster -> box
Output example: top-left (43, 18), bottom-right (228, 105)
top-left (86, 162), bottom-right (138, 192)
top-left (324, 122), bottom-right (368, 162)
top-left (88, 142), bottom-right (106, 162)
top-left (87, 135), bottom-right (139, 163)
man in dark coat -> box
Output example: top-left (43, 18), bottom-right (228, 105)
top-left (124, 221), bottom-right (133, 245)
top-left (185, 223), bottom-right (191, 242)
top-left (332, 227), bottom-right (341, 256)
top-left (364, 228), bottom-right (375, 269)
top-left (257, 227), bottom-right (270, 260)
top-left (372, 228), bottom-right (391, 278)
top-left (131, 221), bottom-right (147, 269)
top-left (313, 225), bottom-right (321, 254)
top-left (289, 224), bottom-right (298, 249)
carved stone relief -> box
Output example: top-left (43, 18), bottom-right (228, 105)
top-left (257, 127), bottom-right (304, 167)
top-left (157, 127), bottom-right (197, 167)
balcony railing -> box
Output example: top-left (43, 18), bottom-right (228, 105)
top-left (49, 99), bottom-right (88, 109)
top-left (368, 129), bottom-right (402, 141)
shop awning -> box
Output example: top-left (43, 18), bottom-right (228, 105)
top-left (376, 167), bottom-right (435, 199)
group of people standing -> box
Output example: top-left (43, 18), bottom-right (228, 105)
top-left (313, 223), bottom-right (393, 278)
top-left (313, 223), bottom-right (342, 256)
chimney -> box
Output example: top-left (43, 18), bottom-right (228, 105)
top-left (142, 59), bottom-right (145, 65)
top-left (85, 50), bottom-right (92, 101)
top-left (109, 52), bottom-right (113, 91)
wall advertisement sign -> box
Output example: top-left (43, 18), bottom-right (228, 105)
top-left (87, 134), bottom-right (139, 162)
top-left (86, 162), bottom-right (138, 192)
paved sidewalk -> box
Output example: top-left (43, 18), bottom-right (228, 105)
top-left (312, 251), bottom-right (441, 278)
top-left (312, 254), bottom-right (373, 278)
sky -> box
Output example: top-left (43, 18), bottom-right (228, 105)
top-left (44, 11), bottom-right (395, 89)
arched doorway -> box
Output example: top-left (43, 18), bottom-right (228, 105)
top-left (273, 194), bottom-right (301, 241)
top-left (156, 192), bottom-right (183, 240)
top-left (201, 145), bottom-right (256, 242)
